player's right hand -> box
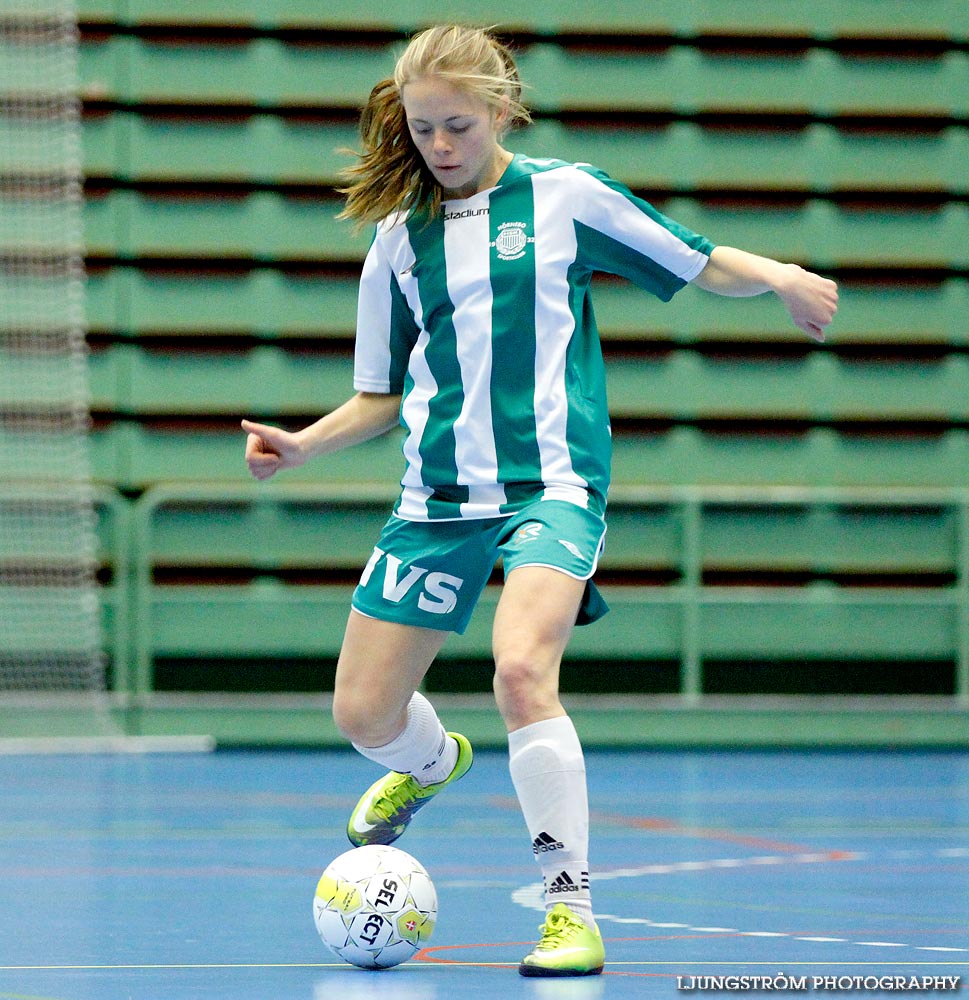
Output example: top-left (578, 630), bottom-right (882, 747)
top-left (241, 419), bottom-right (306, 480)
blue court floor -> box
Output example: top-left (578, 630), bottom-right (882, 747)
top-left (0, 747), bottom-right (967, 999)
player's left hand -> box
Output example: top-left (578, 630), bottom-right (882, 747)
top-left (776, 264), bottom-right (839, 343)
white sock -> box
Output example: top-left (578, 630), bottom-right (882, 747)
top-left (508, 715), bottom-right (594, 928)
top-left (352, 691), bottom-right (457, 786)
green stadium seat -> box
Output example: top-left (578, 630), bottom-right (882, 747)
top-left (824, 355), bottom-right (969, 421)
top-left (83, 37), bottom-right (394, 108)
top-left (610, 427), bottom-right (969, 490)
top-left (83, 189), bottom-right (967, 274)
top-left (84, 268), bottom-right (360, 337)
top-left (91, 341), bottom-right (969, 460)
top-left (110, 0), bottom-right (682, 33)
top-left (590, 0), bottom-right (968, 41)
top-left (596, 278), bottom-right (969, 346)
top-left (82, 267), bottom-right (969, 348)
top-left (88, 420), bottom-right (969, 493)
top-left (90, 422), bottom-right (407, 490)
top-left (114, 114), bottom-right (359, 185)
top-left (570, 585), bottom-right (959, 667)
top-left (809, 125), bottom-right (968, 195)
top-left (83, 190), bottom-right (369, 261)
top-left (120, 483), bottom-right (967, 696)
top-left (608, 352), bottom-right (969, 423)
top-left (821, 280), bottom-right (969, 348)
top-left (144, 584), bottom-right (355, 663)
top-left (87, 0), bottom-right (969, 41)
top-left (79, 37), bottom-right (969, 119)
top-left (88, 344), bottom-right (356, 415)
top-left (687, 498), bottom-right (957, 574)
top-left (674, 0), bottom-right (968, 40)
top-left (79, 112), bottom-right (969, 198)
top-left (138, 489), bottom-right (393, 570)
top-left (699, 593), bottom-right (959, 660)
top-left (80, 113), bottom-right (125, 179)
top-left (90, 341), bottom-right (969, 427)
top-left (88, 343), bottom-right (969, 427)
top-left (134, 574), bottom-right (961, 691)
top-left (84, 268), bottom-right (352, 338)
top-left (71, 2), bottom-right (969, 715)
top-left (523, 121), bottom-right (969, 197)
top-left (595, 500), bottom-right (682, 572)
top-left (655, 199), bottom-right (967, 270)
top-left (77, 0), bottom-right (120, 21)
top-left (516, 46), bottom-right (968, 118)
top-left (108, 0), bottom-right (279, 29)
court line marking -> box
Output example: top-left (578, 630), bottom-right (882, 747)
top-left (512, 847), bottom-right (969, 956)
top-left (4, 955), bottom-right (968, 981)
top-left (419, 958), bottom-right (969, 968)
top-left (5, 961), bottom-right (966, 972)
top-left (0, 992), bottom-right (74, 1000)
top-left (0, 965), bottom-right (345, 971)
top-left (3, 846), bottom-right (963, 974)
top-left (590, 809), bottom-right (821, 855)
top-left (490, 797), bottom-right (822, 855)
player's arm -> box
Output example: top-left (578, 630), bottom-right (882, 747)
top-left (242, 391), bottom-right (401, 481)
top-left (692, 245), bottom-right (839, 342)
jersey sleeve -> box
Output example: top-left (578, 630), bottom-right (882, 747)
top-left (353, 232), bottom-right (420, 395)
top-left (571, 164), bottom-right (716, 302)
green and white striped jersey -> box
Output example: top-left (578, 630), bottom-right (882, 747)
top-left (353, 154), bottom-right (715, 521)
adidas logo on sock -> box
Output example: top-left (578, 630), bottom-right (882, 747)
top-left (546, 870), bottom-right (590, 894)
top-left (420, 734), bottom-right (449, 772)
top-left (532, 831), bottom-right (565, 855)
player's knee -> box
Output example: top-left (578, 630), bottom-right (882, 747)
top-left (332, 689), bottom-right (391, 746)
top-left (493, 650), bottom-right (560, 723)
top-left (331, 693), bottom-right (363, 744)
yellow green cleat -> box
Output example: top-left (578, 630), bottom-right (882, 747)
top-left (347, 732), bottom-right (473, 847)
top-left (519, 903), bottom-right (605, 977)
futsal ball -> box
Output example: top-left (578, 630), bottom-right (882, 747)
top-left (313, 844), bottom-right (437, 970)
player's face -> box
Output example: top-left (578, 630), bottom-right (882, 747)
top-left (402, 75), bottom-right (508, 200)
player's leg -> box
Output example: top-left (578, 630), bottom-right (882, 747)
top-left (333, 608), bottom-right (447, 750)
top-left (335, 610), bottom-right (473, 846)
top-left (492, 564), bottom-right (580, 730)
top-left (493, 567), bottom-right (604, 976)
top-left (337, 514), bottom-right (492, 846)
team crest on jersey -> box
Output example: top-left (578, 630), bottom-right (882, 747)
top-left (492, 221), bottom-right (533, 261)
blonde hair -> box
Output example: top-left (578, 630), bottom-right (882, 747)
top-left (338, 25), bottom-right (530, 230)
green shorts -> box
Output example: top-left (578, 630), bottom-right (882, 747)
top-left (351, 499), bottom-right (609, 634)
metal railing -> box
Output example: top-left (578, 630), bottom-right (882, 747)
top-left (99, 482), bottom-right (969, 708)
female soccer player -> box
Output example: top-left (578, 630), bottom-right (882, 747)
top-left (242, 24), bottom-right (838, 977)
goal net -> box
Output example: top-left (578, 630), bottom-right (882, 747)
top-left (0, 0), bottom-right (111, 737)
